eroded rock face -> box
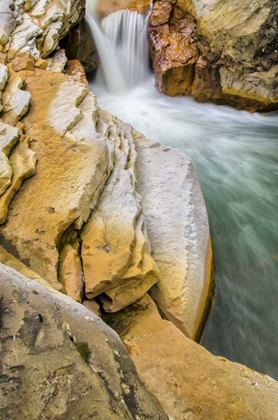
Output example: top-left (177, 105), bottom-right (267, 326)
top-left (105, 294), bottom-right (278, 420)
top-left (149, 0), bottom-right (278, 111)
top-left (0, 0), bottom-right (85, 60)
top-left (0, 263), bottom-right (168, 420)
top-left (0, 0), bottom-right (213, 337)
top-left (97, 0), bottom-right (152, 18)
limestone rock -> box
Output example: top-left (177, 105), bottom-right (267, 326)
top-left (1, 68), bottom-right (31, 126)
top-left (2, 0), bottom-right (85, 60)
top-left (0, 263), bottom-right (168, 420)
top-left (133, 130), bottom-right (213, 339)
top-left (0, 245), bottom-right (46, 285)
top-left (105, 294), bottom-right (278, 420)
top-left (0, 0), bottom-right (17, 47)
top-left (149, 0), bottom-right (278, 111)
top-left (97, 0), bottom-right (152, 18)
top-left (81, 110), bottom-right (158, 311)
top-left (59, 243), bottom-right (84, 302)
top-left (0, 134), bottom-right (37, 224)
top-left (83, 298), bottom-right (101, 316)
top-left (0, 121), bottom-right (19, 196)
top-left (0, 62), bottom-right (8, 90)
top-left (0, 65), bottom-right (113, 289)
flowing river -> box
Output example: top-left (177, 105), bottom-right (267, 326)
top-left (87, 5), bottom-right (278, 380)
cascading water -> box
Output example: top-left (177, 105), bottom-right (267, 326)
top-left (86, 4), bottom-right (278, 380)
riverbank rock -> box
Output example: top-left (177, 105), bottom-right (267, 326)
top-left (97, 0), bottom-right (151, 18)
top-left (149, 0), bottom-right (278, 111)
top-left (133, 130), bottom-right (213, 340)
top-left (105, 294), bottom-right (278, 420)
top-left (0, 47), bottom-right (212, 333)
top-left (0, 263), bottom-right (168, 420)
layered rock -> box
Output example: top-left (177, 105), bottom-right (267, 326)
top-left (0, 44), bottom-right (212, 330)
top-left (149, 0), bottom-right (278, 111)
top-left (0, 0), bottom-right (85, 61)
top-left (105, 294), bottom-right (278, 420)
top-left (0, 263), bottom-right (168, 420)
top-left (97, 0), bottom-right (152, 18)
top-left (0, 0), bottom-right (212, 342)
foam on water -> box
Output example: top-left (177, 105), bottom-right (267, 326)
top-left (86, 4), bottom-right (278, 379)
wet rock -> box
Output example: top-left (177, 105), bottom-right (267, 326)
top-left (149, 0), bottom-right (278, 111)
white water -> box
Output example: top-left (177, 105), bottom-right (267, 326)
top-left (87, 6), bottom-right (278, 380)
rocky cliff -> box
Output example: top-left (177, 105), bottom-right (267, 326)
top-left (1, 1), bottom-right (278, 419)
top-left (149, 0), bottom-right (278, 111)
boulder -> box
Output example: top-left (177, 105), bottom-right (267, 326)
top-left (133, 130), bottom-right (213, 340)
top-left (0, 263), bottom-right (168, 420)
top-left (105, 294), bottom-right (278, 420)
top-left (149, 0), bottom-right (278, 111)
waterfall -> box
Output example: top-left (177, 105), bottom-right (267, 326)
top-left (86, 2), bottom-right (151, 92)
top-left (87, 5), bottom-right (278, 381)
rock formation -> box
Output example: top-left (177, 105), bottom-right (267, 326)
top-left (149, 0), bottom-right (278, 111)
top-left (97, 0), bottom-right (152, 18)
top-left (0, 263), bottom-right (168, 420)
top-left (2, 1), bottom-right (277, 419)
top-left (105, 294), bottom-right (278, 420)
top-left (0, 0), bottom-right (212, 338)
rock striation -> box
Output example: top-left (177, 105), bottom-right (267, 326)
top-left (0, 263), bottom-right (168, 420)
top-left (149, 0), bottom-right (278, 111)
top-left (105, 294), bottom-right (278, 420)
top-left (0, 0), bottom-right (213, 334)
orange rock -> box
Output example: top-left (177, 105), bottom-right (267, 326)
top-left (97, 0), bottom-right (151, 18)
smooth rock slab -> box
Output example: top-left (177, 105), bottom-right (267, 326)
top-left (134, 130), bottom-right (213, 339)
top-left (0, 263), bottom-right (168, 420)
top-left (105, 294), bottom-right (278, 420)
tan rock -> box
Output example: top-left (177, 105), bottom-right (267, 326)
top-left (0, 245), bottom-right (46, 285)
top-left (133, 130), bottom-right (213, 339)
top-left (106, 294), bottom-right (278, 420)
top-left (34, 58), bottom-right (47, 69)
top-left (59, 243), bottom-right (84, 302)
top-left (1, 263), bottom-right (168, 420)
top-left (0, 134), bottom-right (37, 224)
top-left (81, 111), bottom-right (158, 311)
top-left (83, 298), bottom-right (101, 316)
top-left (98, 0), bottom-right (152, 18)
top-left (1, 68), bottom-right (31, 126)
top-left (0, 120), bottom-right (19, 196)
top-left (0, 68), bottom-right (113, 288)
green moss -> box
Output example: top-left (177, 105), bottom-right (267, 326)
top-left (74, 341), bottom-right (91, 364)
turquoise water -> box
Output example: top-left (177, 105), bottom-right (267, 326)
top-left (91, 77), bottom-right (278, 379)
top-left (87, 6), bottom-right (278, 379)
